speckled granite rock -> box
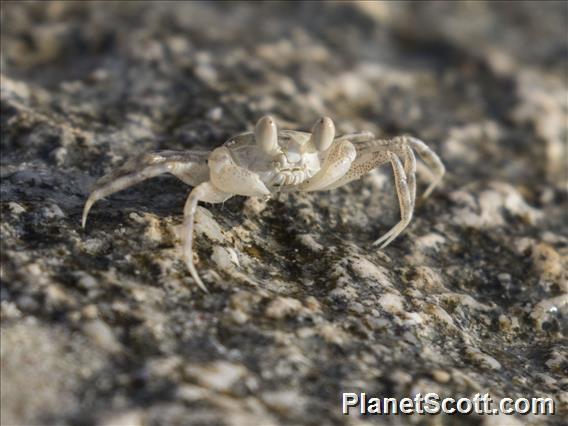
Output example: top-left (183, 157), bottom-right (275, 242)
top-left (1, 2), bottom-right (566, 425)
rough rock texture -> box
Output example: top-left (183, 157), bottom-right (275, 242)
top-left (1, 2), bottom-right (567, 425)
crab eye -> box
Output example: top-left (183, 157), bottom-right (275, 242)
top-left (255, 115), bottom-right (279, 156)
top-left (310, 117), bottom-right (335, 151)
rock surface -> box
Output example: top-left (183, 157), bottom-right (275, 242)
top-left (1, 2), bottom-right (566, 425)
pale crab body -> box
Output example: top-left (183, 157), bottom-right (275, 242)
top-left (82, 116), bottom-right (445, 291)
top-left (222, 129), bottom-right (324, 191)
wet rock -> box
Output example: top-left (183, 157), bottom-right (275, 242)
top-left (1, 2), bottom-right (566, 425)
top-left (0, 323), bottom-right (105, 425)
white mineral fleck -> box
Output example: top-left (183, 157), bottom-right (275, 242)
top-left (378, 292), bottom-right (405, 315)
top-left (465, 348), bottom-right (501, 370)
top-left (185, 361), bottom-right (247, 392)
top-left (265, 297), bottom-right (303, 319)
top-left (83, 320), bottom-right (122, 353)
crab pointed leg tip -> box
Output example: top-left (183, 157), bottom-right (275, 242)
top-left (81, 209), bottom-right (88, 229)
top-left (372, 236), bottom-right (392, 249)
top-left (185, 260), bottom-right (209, 293)
top-left (193, 274), bottom-right (209, 293)
top-left (82, 197), bottom-right (95, 229)
top-left (421, 191), bottom-right (431, 201)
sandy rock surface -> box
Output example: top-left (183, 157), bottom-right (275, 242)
top-left (1, 2), bottom-right (566, 425)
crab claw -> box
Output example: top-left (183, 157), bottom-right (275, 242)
top-left (209, 147), bottom-right (270, 197)
top-left (310, 117), bottom-right (335, 152)
top-left (255, 115), bottom-right (279, 156)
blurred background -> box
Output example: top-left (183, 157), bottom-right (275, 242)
top-left (1, 2), bottom-right (566, 425)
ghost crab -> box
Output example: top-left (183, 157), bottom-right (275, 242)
top-left (83, 116), bottom-right (445, 291)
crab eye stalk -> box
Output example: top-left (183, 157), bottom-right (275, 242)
top-left (255, 115), bottom-right (279, 156)
top-left (310, 117), bottom-right (335, 151)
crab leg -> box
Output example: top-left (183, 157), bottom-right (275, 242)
top-left (372, 152), bottom-right (413, 248)
top-left (335, 131), bottom-right (375, 143)
top-left (357, 135), bottom-right (443, 247)
top-left (357, 135), bottom-right (445, 198)
top-left (403, 144), bottom-right (417, 211)
top-left (403, 136), bottom-right (445, 199)
top-left (323, 134), bottom-right (443, 247)
top-left (311, 146), bottom-right (414, 247)
top-left (183, 146), bottom-right (272, 291)
top-left (82, 150), bottom-right (209, 228)
top-left (182, 181), bottom-right (232, 292)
